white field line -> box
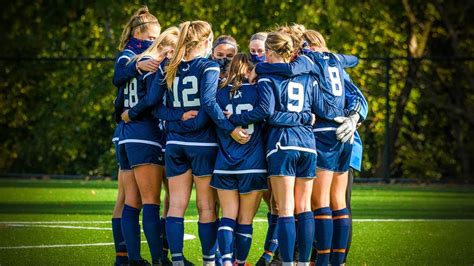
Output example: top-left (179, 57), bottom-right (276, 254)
top-left (1, 218), bottom-right (473, 225)
top-left (0, 235), bottom-right (196, 250)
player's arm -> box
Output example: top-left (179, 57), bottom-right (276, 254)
top-left (166, 108), bottom-right (210, 133)
top-left (254, 55), bottom-right (316, 77)
top-left (343, 71), bottom-right (368, 121)
top-left (336, 54), bottom-right (359, 68)
top-left (200, 65), bottom-right (236, 134)
top-left (112, 52), bottom-right (139, 87)
top-left (268, 111), bottom-right (313, 127)
top-left (228, 78), bottom-right (275, 126)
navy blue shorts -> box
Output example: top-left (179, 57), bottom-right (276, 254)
top-left (314, 130), bottom-right (353, 173)
top-left (165, 142), bottom-right (218, 178)
top-left (267, 149), bottom-right (316, 178)
top-left (118, 140), bottom-right (164, 170)
top-left (211, 170), bottom-right (268, 194)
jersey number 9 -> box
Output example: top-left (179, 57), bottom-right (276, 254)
top-left (288, 81), bottom-right (304, 112)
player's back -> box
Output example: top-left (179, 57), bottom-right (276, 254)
top-left (304, 51), bottom-right (346, 127)
top-left (261, 73), bottom-right (316, 154)
top-left (216, 83), bottom-right (265, 165)
top-left (163, 57), bottom-right (218, 143)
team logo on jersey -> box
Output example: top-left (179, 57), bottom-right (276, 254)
top-left (232, 90), bottom-right (242, 99)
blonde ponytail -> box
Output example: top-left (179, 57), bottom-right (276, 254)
top-left (118, 6), bottom-right (161, 50)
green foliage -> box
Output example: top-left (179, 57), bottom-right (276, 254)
top-left (0, 0), bottom-right (472, 180)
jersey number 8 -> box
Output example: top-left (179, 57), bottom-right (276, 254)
top-left (225, 103), bottom-right (254, 134)
top-left (172, 76), bottom-right (200, 108)
top-left (124, 78), bottom-right (138, 108)
top-left (328, 66), bottom-right (343, 96)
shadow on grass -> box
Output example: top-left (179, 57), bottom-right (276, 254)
top-left (0, 179), bottom-right (118, 189)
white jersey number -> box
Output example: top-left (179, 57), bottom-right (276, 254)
top-left (328, 66), bottom-right (343, 96)
top-left (124, 78), bottom-right (138, 108)
top-left (172, 76), bottom-right (200, 107)
top-left (225, 103), bottom-right (254, 134)
top-left (287, 82), bottom-right (304, 112)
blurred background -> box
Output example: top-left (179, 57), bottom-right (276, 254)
top-left (1, 0), bottom-right (473, 182)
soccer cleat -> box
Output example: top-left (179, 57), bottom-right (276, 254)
top-left (161, 256), bottom-right (172, 266)
top-left (128, 259), bottom-right (151, 266)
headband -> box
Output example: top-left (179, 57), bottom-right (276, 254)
top-left (213, 39), bottom-right (237, 50)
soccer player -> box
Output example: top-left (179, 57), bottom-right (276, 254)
top-left (212, 35), bottom-right (238, 77)
top-left (149, 20), bottom-right (250, 266)
top-left (209, 53), bottom-right (268, 266)
top-left (232, 31), bottom-right (348, 265)
top-left (111, 6), bottom-right (161, 266)
top-left (249, 32), bottom-right (267, 64)
top-left (118, 26), bottom-right (185, 265)
top-left (251, 25), bottom-right (365, 266)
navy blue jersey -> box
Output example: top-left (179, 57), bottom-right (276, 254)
top-left (112, 49), bottom-right (138, 123)
top-left (152, 57), bottom-right (235, 144)
top-left (255, 51), bottom-right (364, 128)
top-left (259, 73), bottom-right (317, 155)
top-left (214, 83), bottom-right (266, 171)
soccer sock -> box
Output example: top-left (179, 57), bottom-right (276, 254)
top-left (217, 218), bottom-right (235, 264)
top-left (331, 208), bottom-right (350, 266)
top-left (161, 217), bottom-right (169, 258)
top-left (142, 204), bottom-right (163, 263)
top-left (166, 216), bottom-right (184, 263)
top-left (235, 223), bottom-right (253, 266)
top-left (121, 204), bottom-right (141, 261)
top-left (199, 220), bottom-right (219, 264)
top-left (296, 212), bottom-right (314, 263)
top-left (262, 213), bottom-right (279, 262)
top-left (112, 218), bottom-right (128, 264)
top-left (278, 216), bottom-right (296, 263)
top-left (314, 207), bottom-right (333, 266)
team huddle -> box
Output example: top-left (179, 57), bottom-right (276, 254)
top-left (110, 6), bottom-right (368, 266)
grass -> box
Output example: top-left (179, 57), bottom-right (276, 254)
top-left (0, 179), bottom-right (473, 265)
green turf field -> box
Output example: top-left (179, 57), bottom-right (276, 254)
top-left (0, 179), bottom-right (473, 265)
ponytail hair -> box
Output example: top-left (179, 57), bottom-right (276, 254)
top-left (265, 32), bottom-right (294, 62)
top-left (132, 26), bottom-right (180, 63)
top-left (118, 6), bottom-right (161, 50)
top-left (303, 30), bottom-right (329, 52)
top-left (165, 20), bottom-right (212, 89)
top-left (220, 53), bottom-right (254, 94)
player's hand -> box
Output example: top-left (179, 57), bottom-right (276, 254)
top-left (231, 127), bottom-right (251, 144)
top-left (311, 113), bottom-right (316, 126)
top-left (181, 110), bottom-right (198, 121)
top-left (137, 59), bottom-right (160, 72)
top-left (121, 110), bottom-right (131, 123)
top-left (334, 112), bottom-right (360, 143)
top-left (248, 69), bottom-right (258, 84)
top-left (223, 110), bottom-right (232, 119)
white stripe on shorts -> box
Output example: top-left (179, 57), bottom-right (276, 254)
top-left (213, 169), bottom-right (267, 174)
top-left (312, 127), bottom-right (337, 132)
top-left (166, 141), bottom-right (219, 147)
top-left (118, 139), bottom-right (163, 149)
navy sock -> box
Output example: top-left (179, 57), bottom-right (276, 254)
top-left (142, 204), bottom-right (163, 263)
top-left (235, 223), bottom-right (253, 265)
top-left (331, 208), bottom-right (350, 266)
top-left (198, 220), bottom-right (219, 263)
top-left (217, 218), bottom-right (235, 263)
top-left (278, 216), bottom-right (295, 263)
top-left (166, 216), bottom-right (184, 262)
top-left (112, 218), bottom-right (128, 264)
top-left (262, 214), bottom-right (279, 262)
top-left (296, 212), bottom-right (314, 263)
top-left (161, 218), bottom-right (169, 257)
top-left (314, 207), bottom-right (332, 266)
top-left (121, 204), bottom-right (141, 261)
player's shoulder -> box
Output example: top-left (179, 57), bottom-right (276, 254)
top-left (115, 49), bottom-right (136, 62)
top-left (199, 58), bottom-right (220, 73)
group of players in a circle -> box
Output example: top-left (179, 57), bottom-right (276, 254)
top-left (110, 6), bottom-right (368, 266)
